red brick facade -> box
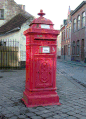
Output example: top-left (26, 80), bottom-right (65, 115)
top-left (71, 2), bottom-right (86, 61)
top-left (61, 13), bottom-right (71, 61)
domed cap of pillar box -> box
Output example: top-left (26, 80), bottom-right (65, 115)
top-left (29, 9), bottom-right (54, 26)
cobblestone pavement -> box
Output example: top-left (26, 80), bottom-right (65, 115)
top-left (0, 68), bottom-right (86, 119)
top-left (57, 59), bottom-right (86, 87)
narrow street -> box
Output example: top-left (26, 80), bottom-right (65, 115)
top-left (57, 60), bottom-right (86, 88)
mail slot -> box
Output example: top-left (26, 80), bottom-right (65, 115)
top-left (22, 10), bottom-right (61, 107)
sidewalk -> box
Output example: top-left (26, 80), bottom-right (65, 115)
top-left (57, 59), bottom-right (86, 67)
top-left (0, 69), bottom-right (86, 119)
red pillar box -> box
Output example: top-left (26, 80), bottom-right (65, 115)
top-left (22, 10), bottom-right (61, 107)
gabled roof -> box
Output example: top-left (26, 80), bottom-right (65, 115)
top-left (0, 0), bottom-right (34, 35)
top-left (71, 1), bottom-right (86, 16)
top-left (0, 13), bottom-right (33, 34)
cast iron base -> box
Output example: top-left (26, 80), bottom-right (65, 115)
top-left (22, 91), bottom-right (61, 107)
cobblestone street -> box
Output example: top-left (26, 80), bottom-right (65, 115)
top-left (57, 59), bottom-right (86, 87)
top-left (0, 61), bottom-right (86, 119)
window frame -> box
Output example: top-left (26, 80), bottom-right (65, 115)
top-left (0, 9), bottom-right (4, 19)
top-left (76, 40), bottom-right (80, 55)
top-left (82, 11), bottom-right (85, 27)
top-left (73, 19), bottom-right (76, 32)
top-left (64, 30), bottom-right (65, 40)
top-left (68, 44), bottom-right (70, 56)
top-left (67, 28), bottom-right (68, 39)
top-left (77, 15), bottom-right (80, 30)
top-left (72, 41), bottom-right (75, 55)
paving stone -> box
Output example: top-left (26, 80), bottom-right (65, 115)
top-left (2, 110), bottom-right (11, 115)
top-left (61, 109), bottom-right (69, 113)
top-left (26, 112), bottom-right (36, 117)
top-left (41, 112), bottom-right (54, 118)
top-left (80, 117), bottom-right (86, 119)
top-left (73, 114), bottom-right (82, 118)
top-left (80, 108), bottom-right (86, 112)
top-left (68, 107), bottom-right (75, 111)
top-left (67, 116), bottom-right (77, 119)
top-left (36, 107), bottom-right (46, 110)
top-left (18, 114), bottom-right (26, 119)
top-left (35, 110), bottom-right (50, 115)
top-left (44, 106), bottom-right (53, 109)
top-left (67, 111), bottom-right (75, 116)
top-left (25, 118), bottom-right (31, 119)
top-left (53, 115), bottom-right (61, 119)
top-left (60, 113), bottom-right (68, 118)
top-left (27, 108), bottom-right (39, 112)
top-left (30, 115), bottom-right (42, 119)
top-left (74, 109), bottom-right (81, 114)
top-left (80, 112), bottom-right (86, 116)
top-left (9, 116), bottom-right (18, 119)
top-left (46, 117), bottom-right (54, 119)
top-left (54, 110), bottom-right (62, 115)
top-left (5, 113), bottom-right (14, 118)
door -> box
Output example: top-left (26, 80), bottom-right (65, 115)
top-left (64, 45), bottom-right (65, 60)
top-left (81, 39), bottom-right (84, 61)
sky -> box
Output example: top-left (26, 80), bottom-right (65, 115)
top-left (14, 0), bottom-right (84, 30)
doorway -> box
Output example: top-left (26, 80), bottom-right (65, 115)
top-left (64, 45), bottom-right (65, 60)
top-left (81, 39), bottom-right (84, 61)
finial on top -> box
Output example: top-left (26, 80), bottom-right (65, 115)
top-left (38, 9), bottom-right (45, 17)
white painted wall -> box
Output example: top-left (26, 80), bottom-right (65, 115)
top-left (19, 20), bottom-right (30, 61)
top-left (0, 20), bottom-right (30, 62)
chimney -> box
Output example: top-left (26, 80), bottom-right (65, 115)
top-left (19, 4), bottom-right (25, 10)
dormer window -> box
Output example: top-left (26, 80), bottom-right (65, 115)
top-left (41, 24), bottom-right (50, 29)
top-left (0, 9), bottom-right (4, 19)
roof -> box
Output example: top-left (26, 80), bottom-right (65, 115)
top-left (30, 10), bottom-right (54, 26)
top-left (0, 0), bottom-right (34, 35)
top-left (71, 1), bottom-right (86, 16)
top-left (0, 13), bottom-right (33, 34)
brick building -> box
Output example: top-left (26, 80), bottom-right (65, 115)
top-left (60, 7), bottom-right (72, 61)
top-left (71, 1), bottom-right (86, 62)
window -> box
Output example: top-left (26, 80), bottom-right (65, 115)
top-left (0, 9), bottom-right (4, 19)
top-left (64, 30), bottom-right (65, 40)
top-left (82, 12), bottom-right (85, 27)
top-left (69, 27), bottom-right (71, 38)
top-left (67, 28), bottom-right (68, 39)
top-left (61, 47), bottom-right (63, 55)
top-left (73, 19), bottom-right (76, 32)
top-left (62, 32), bottom-right (63, 41)
top-left (77, 15), bottom-right (80, 30)
top-left (68, 44), bottom-right (70, 55)
top-left (76, 40), bottom-right (79, 55)
top-left (72, 41), bottom-right (75, 55)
